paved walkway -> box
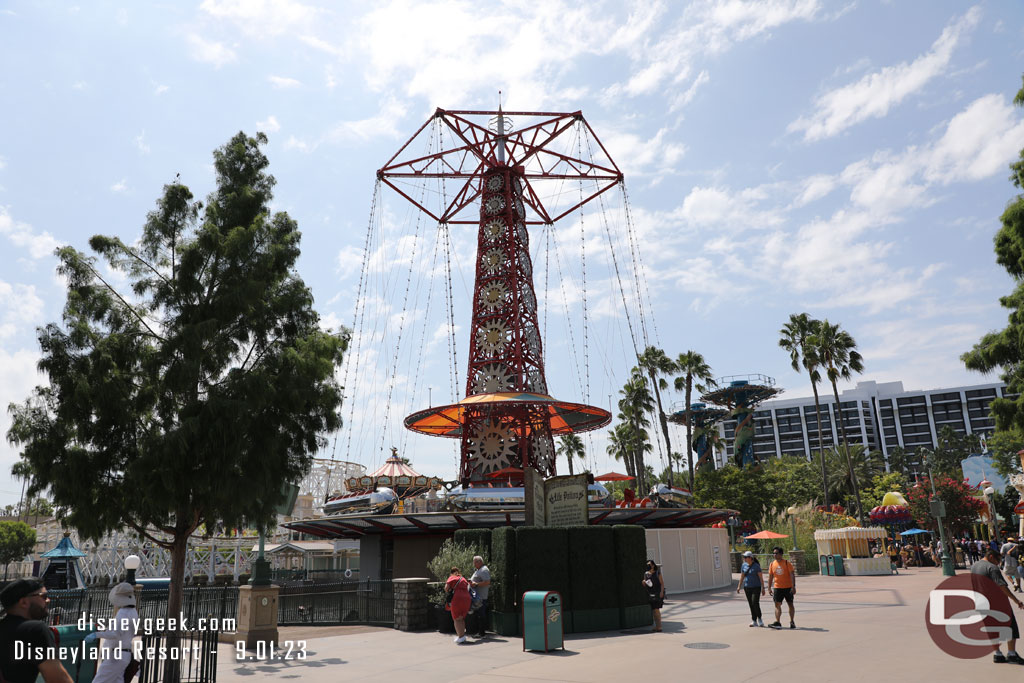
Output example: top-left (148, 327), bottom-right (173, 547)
top-left (213, 568), bottom-right (1024, 682)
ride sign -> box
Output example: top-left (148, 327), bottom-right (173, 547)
top-left (926, 574), bottom-right (1015, 658)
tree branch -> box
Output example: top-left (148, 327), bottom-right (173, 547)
top-left (82, 260), bottom-right (166, 342)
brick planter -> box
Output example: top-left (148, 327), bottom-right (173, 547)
top-left (393, 578), bottom-right (430, 631)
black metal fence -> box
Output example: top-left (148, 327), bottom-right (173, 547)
top-left (278, 580), bottom-right (393, 626)
top-left (44, 585), bottom-right (238, 629)
top-left (138, 627), bottom-right (220, 683)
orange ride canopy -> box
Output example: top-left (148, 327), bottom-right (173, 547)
top-left (404, 392), bottom-right (611, 438)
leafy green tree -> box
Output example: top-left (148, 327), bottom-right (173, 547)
top-left (761, 456), bottom-right (821, 512)
top-left (6, 132), bottom-right (346, 655)
top-left (963, 76), bottom-right (1024, 433)
top-left (637, 346), bottom-right (677, 485)
top-left (606, 423), bottom-right (635, 481)
top-left (0, 521), bottom-right (35, 581)
top-left (556, 434), bottom-right (585, 476)
top-left (811, 319), bottom-right (865, 523)
top-left (693, 465), bottom-right (769, 522)
top-left (987, 429), bottom-right (1024, 480)
top-left (924, 426), bottom-right (982, 479)
top-left (617, 368), bottom-right (655, 492)
top-left (673, 350), bottom-right (715, 491)
top-left (884, 445), bottom-right (921, 479)
top-left (779, 313), bottom-right (829, 506)
top-left (861, 472), bottom-right (909, 511)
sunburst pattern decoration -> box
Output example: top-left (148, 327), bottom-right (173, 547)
top-left (483, 219), bottom-right (504, 242)
top-left (527, 368), bottom-right (547, 393)
top-left (483, 247), bottom-right (506, 274)
top-left (516, 221), bottom-right (528, 246)
top-left (480, 281), bottom-right (509, 313)
top-left (486, 175), bottom-right (504, 191)
top-left (523, 323), bottom-right (541, 357)
top-left (476, 319), bottom-right (511, 355)
top-left (520, 286), bottom-right (537, 316)
top-left (467, 419), bottom-right (517, 474)
top-left (483, 195), bottom-right (506, 215)
top-left (519, 248), bottom-right (532, 278)
top-left (471, 362), bottom-right (515, 394)
top-left (532, 433), bottom-right (554, 472)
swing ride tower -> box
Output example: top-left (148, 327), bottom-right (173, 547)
top-left (702, 375), bottom-right (782, 468)
top-left (381, 108), bottom-right (614, 487)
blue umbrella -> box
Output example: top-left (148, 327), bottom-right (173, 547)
top-left (900, 528), bottom-right (930, 535)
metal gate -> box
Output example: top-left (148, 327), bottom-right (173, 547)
top-left (278, 580), bottom-right (393, 626)
top-left (138, 627), bottom-right (220, 683)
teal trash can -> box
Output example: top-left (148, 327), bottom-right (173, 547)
top-left (824, 554), bottom-right (834, 576)
top-left (48, 624), bottom-right (99, 682)
top-left (819, 555), bottom-right (829, 576)
top-left (832, 554), bottom-right (845, 577)
top-left (522, 591), bottom-right (564, 652)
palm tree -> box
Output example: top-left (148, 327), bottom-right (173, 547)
top-left (779, 313), bottom-right (830, 507)
top-left (637, 346), bottom-right (678, 485)
top-left (618, 368), bottom-right (655, 493)
top-left (607, 423), bottom-right (635, 480)
top-left (692, 422), bottom-right (724, 472)
top-left (673, 351), bottom-right (716, 490)
top-left (811, 320), bottom-right (866, 523)
top-left (556, 434), bottom-right (585, 476)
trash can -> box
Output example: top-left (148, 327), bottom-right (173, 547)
top-left (823, 554), bottom-right (833, 576)
top-left (832, 554), bottom-right (845, 577)
top-left (51, 624), bottom-right (99, 682)
top-left (522, 591), bottom-right (564, 652)
top-left (819, 555), bottom-right (829, 576)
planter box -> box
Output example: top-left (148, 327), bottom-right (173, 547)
top-left (619, 604), bottom-right (652, 629)
top-left (490, 611), bottom-right (520, 637)
top-left (571, 608), bottom-right (620, 633)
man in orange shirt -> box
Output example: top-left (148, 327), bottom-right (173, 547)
top-left (767, 546), bottom-right (797, 629)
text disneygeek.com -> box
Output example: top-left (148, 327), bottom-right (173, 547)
top-left (76, 613), bottom-right (236, 633)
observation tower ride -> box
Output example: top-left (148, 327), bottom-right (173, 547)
top-left (701, 375), bottom-right (781, 468)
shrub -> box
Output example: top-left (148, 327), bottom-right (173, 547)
top-left (567, 526), bottom-right (617, 610)
top-left (612, 525), bottom-right (647, 608)
top-left (516, 527), bottom-right (571, 609)
top-left (426, 539), bottom-right (478, 606)
top-left (490, 526), bottom-right (517, 612)
top-left (453, 529), bottom-right (492, 560)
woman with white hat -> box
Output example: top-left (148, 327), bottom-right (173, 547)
top-left (737, 551), bottom-right (765, 627)
top-left (85, 582), bottom-right (139, 683)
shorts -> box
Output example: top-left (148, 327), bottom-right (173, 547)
top-left (773, 587), bottom-right (794, 605)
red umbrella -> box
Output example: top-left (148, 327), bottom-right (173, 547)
top-left (744, 530), bottom-right (789, 540)
top-left (595, 472), bottom-right (635, 482)
top-left (485, 467), bottom-right (524, 479)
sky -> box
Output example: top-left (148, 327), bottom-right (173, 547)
top-left (1, 0), bottom-right (1024, 506)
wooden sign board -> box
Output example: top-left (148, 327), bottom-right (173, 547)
top-left (544, 474), bottom-right (589, 527)
top-left (524, 467), bottom-right (547, 527)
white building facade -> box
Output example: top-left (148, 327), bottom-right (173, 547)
top-left (715, 380), bottom-right (1007, 469)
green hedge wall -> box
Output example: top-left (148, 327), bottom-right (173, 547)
top-left (489, 526), bottom-right (517, 613)
top-left (453, 529), bottom-right (492, 561)
top-left (613, 525), bottom-right (648, 608)
top-left (516, 527), bottom-right (571, 610)
top-left (567, 526), bottom-right (617, 610)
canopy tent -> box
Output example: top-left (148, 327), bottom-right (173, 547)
top-left (745, 530), bottom-right (788, 540)
top-left (594, 472), bottom-right (634, 482)
top-left (814, 526), bottom-right (886, 559)
top-left (899, 528), bottom-right (931, 536)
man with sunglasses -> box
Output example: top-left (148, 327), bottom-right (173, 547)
top-left (767, 547), bottom-right (797, 630)
top-left (0, 579), bottom-right (72, 682)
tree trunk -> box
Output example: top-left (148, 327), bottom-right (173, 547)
top-left (831, 379), bottom-right (864, 524)
top-left (567, 451), bottom-right (574, 476)
top-left (165, 529), bottom-right (190, 683)
top-left (685, 379), bottom-right (694, 491)
top-left (809, 375), bottom-right (829, 508)
top-left (649, 372), bottom-right (674, 487)
top-left (633, 449), bottom-right (646, 494)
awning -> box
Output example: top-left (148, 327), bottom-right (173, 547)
top-left (404, 392), bottom-right (611, 437)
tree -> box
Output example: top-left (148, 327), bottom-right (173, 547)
top-left (963, 75), bottom-right (1024, 433)
top-left (988, 429), bottom-right (1024, 479)
top-left (606, 423), bottom-right (635, 481)
top-left (692, 422), bottom-right (724, 473)
top-left (811, 319), bottom-right (865, 523)
top-left (6, 132), bottom-right (346, 674)
top-left (637, 346), bottom-right (677, 485)
top-left (779, 313), bottom-right (829, 507)
top-left (906, 476), bottom-right (986, 536)
top-left (615, 368), bottom-right (655, 493)
top-left (927, 426), bottom-right (982, 479)
top-left (673, 350), bottom-right (715, 491)
top-left (861, 471), bottom-right (909, 511)
top-left (0, 521), bottom-right (35, 581)
top-left (556, 434), bottom-right (585, 476)
top-left (884, 445), bottom-right (920, 479)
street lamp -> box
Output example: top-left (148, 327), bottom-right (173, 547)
top-left (923, 452), bottom-right (955, 577)
top-left (786, 506), bottom-right (799, 552)
top-left (985, 485), bottom-right (999, 544)
top-left (124, 554), bottom-right (140, 585)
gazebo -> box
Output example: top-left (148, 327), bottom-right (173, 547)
top-left (39, 532), bottom-right (87, 589)
top-left (813, 527), bottom-right (889, 576)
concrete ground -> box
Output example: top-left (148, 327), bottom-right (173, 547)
top-left (211, 567), bottom-right (1024, 682)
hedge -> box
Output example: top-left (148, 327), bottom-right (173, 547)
top-left (568, 525), bottom-right (620, 632)
top-left (613, 525), bottom-right (652, 628)
top-left (453, 529), bottom-right (492, 562)
top-left (516, 527), bottom-right (571, 610)
top-left (489, 526), bottom-right (517, 613)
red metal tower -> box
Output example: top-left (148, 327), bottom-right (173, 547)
top-left (383, 108), bottom-right (618, 486)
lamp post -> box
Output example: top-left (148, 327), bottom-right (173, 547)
top-left (787, 506), bottom-right (799, 552)
top-left (985, 485), bottom-right (999, 545)
top-left (124, 554), bottom-right (140, 585)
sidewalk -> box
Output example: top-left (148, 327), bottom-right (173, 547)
top-left (212, 567), bottom-right (1024, 682)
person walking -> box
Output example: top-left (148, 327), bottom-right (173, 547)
top-left (643, 560), bottom-right (666, 632)
top-left (445, 567), bottom-right (472, 644)
top-left (0, 579), bottom-right (73, 683)
top-left (737, 551), bottom-right (765, 627)
top-left (767, 547), bottom-right (797, 629)
top-left (469, 555), bottom-right (491, 638)
top-left (85, 582), bottom-right (139, 683)
top-left (1001, 537), bottom-right (1021, 592)
top-left (972, 547), bottom-right (1024, 664)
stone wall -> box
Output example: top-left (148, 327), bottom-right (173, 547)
top-left (393, 578), bottom-right (430, 631)
top-left (789, 550), bottom-right (807, 575)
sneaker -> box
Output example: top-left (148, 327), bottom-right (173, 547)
top-left (455, 636), bottom-right (467, 644)
top-left (994, 652), bottom-right (1007, 663)
top-left (749, 620), bottom-right (757, 627)
top-left (1007, 653), bottom-right (1024, 665)
top-left (453, 636), bottom-right (461, 643)
top-left (790, 621), bottom-right (796, 629)
top-left (770, 622), bottom-right (782, 629)
top-left (757, 618), bottom-right (764, 627)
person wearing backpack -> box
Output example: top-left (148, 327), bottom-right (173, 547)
top-left (445, 567), bottom-right (472, 644)
top-left (1002, 537), bottom-right (1021, 592)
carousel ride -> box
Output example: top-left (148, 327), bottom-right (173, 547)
top-left (285, 107), bottom-right (735, 540)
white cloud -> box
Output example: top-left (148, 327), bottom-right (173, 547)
top-left (256, 115), bottom-right (280, 133)
top-left (0, 207), bottom-right (62, 259)
top-left (669, 70), bottom-right (710, 112)
top-left (268, 75), bottom-right (301, 89)
top-left (676, 185), bottom-right (783, 230)
top-left (134, 131), bottom-right (150, 155)
top-left (792, 174), bottom-right (837, 207)
top-left (186, 33), bottom-right (237, 68)
top-left (154, 84), bottom-right (169, 95)
top-left (0, 282), bottom-right (44, 340)
top-left (789, 6), bottom-right (981, 141)
top-left (325, 98), bottom-right (408, 143)
top-left (72, 81), bottom-right (87, 90)
top-left (0, 156), bottom-right (5, 170)
top-left (601, 126), bottom-right (687, 178)
top-left (200, 0), bottom-right (320, 37)
top-left (110, 179), bottom-right (128, 193)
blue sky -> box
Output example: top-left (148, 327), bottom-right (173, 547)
top-left (1, 1), bottom-right (1024, 505)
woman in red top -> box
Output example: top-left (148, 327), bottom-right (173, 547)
top-left (445, 567), bottom-right (472, 644)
